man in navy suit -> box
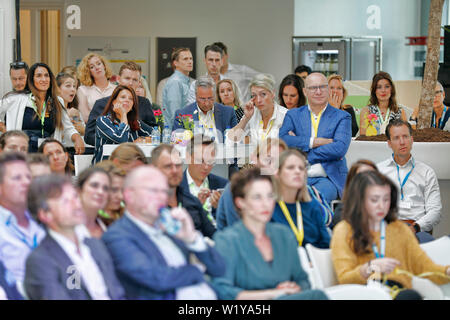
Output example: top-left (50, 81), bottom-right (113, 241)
top-left (24, 174), bottom-right (125, 300)
top-left (84, 61), bottom-right (157, 147)
top-left (102, 166), bottom-right (225, 300)
top-left (181, 135), bottom-right (228, 227)
top-left (172, 76), bottom-right (237, 143)
top-left (151, 144), bottom-right (216, 238)
top-left (279, 73), bottom-right (351, 204)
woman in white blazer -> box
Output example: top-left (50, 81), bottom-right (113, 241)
top-left (0, 62), bottom-right (84, 153)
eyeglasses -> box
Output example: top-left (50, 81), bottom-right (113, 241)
top-left (133, 186), bottom-right (171, 196)
top-left (306, 84), bottom-right (328, 92)
top-left (10, 61), bottom-right (28, 69)
top-left (197, 97), bottom-right (215, 102)
top-left (435, 90), bottom-right (444, 95)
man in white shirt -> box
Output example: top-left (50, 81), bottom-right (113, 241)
top-left (377, 119), bottom-right (442, 239)
top-left (213, 42), bottom-right (260, 103)
top-left (102, 165), bottom-right (225, 300)
top-left (187, 44), bottom-right (226, 105)
top-left (24, 174), bottom-right (125, 300)
top-left (0, 152), bottom-right (45, 284)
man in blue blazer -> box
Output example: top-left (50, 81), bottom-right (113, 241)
top-left (102, 166), bottom-right (225, 300)
top-left (172, 76), bottom-right (237, 143)
top-left (24, 175), bottom-right (125, 300)
top-left (279, 73), bottom-right (352, 203)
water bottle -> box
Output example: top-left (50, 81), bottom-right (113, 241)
top-left (207, 127), bottom-right (215, 141)
top-left (162, 125), bottom-right (172, 144)
top-left (152, 126), bottom-right (160, 145)
top-left (224, 126), bottom-right (231, 144)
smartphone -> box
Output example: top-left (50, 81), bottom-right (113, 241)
top-left (216, 188), bottom-right (225, 194)
top-left (159, 207), bottom-right (182, 235)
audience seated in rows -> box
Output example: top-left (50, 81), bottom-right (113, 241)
top-left (24, 174), bottom-right (125, 300)
top-left (151, 144), bottom-right (216, 238)
top-left (102, 166), bottom-right (226, 300)
top-left (212, 167), bottom-right (328, 300)
top-left (280, 72), bottom-right (352, 204)
top-left (0, 62), bottom-right (83, 153)
top-left (84, 61), bottom-right (156, 147)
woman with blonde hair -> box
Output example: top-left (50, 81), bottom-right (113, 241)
top-left (327, 74), bottom-right (359, 137)
top-left (272, 149), bottom-right (331, 248)
top-left (109, 142), bottom-right (147, 173)
top-left (227, 74), bottom-right (287, 145)
top-left (77, 53), bottom-right (116, 123)
top-left (216, 79), bottom-right (244, 123)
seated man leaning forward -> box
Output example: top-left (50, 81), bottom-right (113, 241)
top-left (151, 144), bottom-right (216, 238)
top-left (24, 174), bottom-right (125, 300)
top-left (279, 72), bottom-right (352, 204)
top-left (377, 119), bottom-right (442, 242)
top-left (182, 135), bottom-right (228, 228)
top-left (102, 165), bottom-right (226, 300)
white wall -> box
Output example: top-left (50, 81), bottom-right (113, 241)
top-left (64, 0), bottom-right (294, 97)
top-left (294, 0), bottom-right (422, 80)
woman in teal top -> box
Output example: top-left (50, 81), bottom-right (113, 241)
top-left (212, 167), bottom-right (328, 300)
top-left (272, 149), bottom-right (331, 248)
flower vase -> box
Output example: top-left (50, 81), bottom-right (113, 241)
top-left (366, 124), bottom-right (378, 136)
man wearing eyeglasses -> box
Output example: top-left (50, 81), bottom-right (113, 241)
top-left (102, 165), bottom-right (225, 300)
top-left (280, 72), bottom-right (352, 205)
top-left (9, 61), bottom-right (29, 92)
top-left (410, 81), bottom-right (450, 130)
top-left (173, 76), bottom-right (237, 143)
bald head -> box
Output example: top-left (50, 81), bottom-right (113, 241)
top-left (303, 72), bottom-right (329, 108)
top-left (124, 165), bottom-right (169, 224)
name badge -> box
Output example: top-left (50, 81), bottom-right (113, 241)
top-left (399, 201), bottom-right (411, 209)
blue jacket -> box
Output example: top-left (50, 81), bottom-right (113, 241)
top-left (172, 102), bottom-right (237, 142)
top-left (102, 215), bottom-right (226, 300)
top-left (175, 181), bottom-right (216, 238)
top-left (180, 170), bottom-right (228, 220)
top-left (279, 105), bottom-right (351, 197)
top-left (0, 261), bottom-right (23, 300)
top-left (24, 234), bottom-right (125, 300)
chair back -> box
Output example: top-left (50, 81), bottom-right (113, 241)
top-left (74, 154), bottom-right (94, 176)
top-left (305, 244), bottom-right (338, 288)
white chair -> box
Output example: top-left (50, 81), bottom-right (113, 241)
top-left (74, 154), bottom-right (94, 176)
top-left (325, 284), bottom-right (391, 300)
top-left (305, 244), bottom-right (337, 288)
top-left (305, 244), bottom-right (392, 300)
top-left (419, 236), bottom-right (450, 299)
top-left (297, 246), bottom-right (317, 289)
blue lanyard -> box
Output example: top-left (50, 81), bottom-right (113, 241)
top-left (5, 215), bottom-right (38, 250)
top-left (431, 106), bottom-right (447, 128)
top-left (394, 154), bottom-right (415, 201)
top-left (372, 220), bottom-right (386, 258)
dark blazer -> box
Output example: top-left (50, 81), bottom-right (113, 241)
top-left (102, 215), bottom-right (226, 300)
top-left (0, 261), bottom-right (23, 300)
top-left (279, 104), bottom-right (352, 198)
top-left (175, 184), bottom-right (216, 238)
top-left (84, 95), bottom-right (157, 146)
top-left (172, 102), bottom-right (237, 143)
top-left (24, 234), bottom-right (125, 300)
top-left (180, 170), bottom-right (228, 219)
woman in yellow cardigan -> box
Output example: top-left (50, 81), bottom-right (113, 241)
top-left (331, 171), bottom-right (450, 299)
